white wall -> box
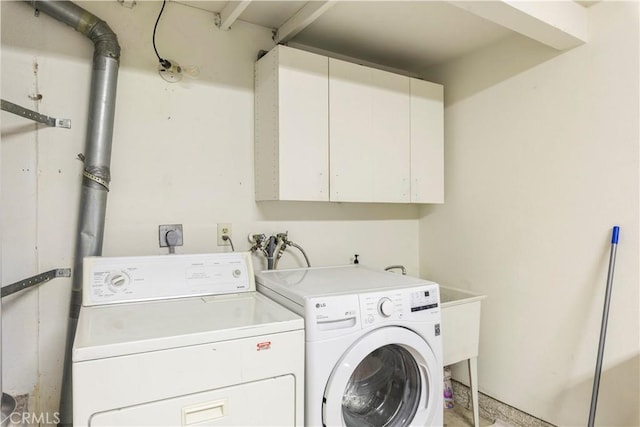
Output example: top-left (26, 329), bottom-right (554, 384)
top-left (420, 2), bottom-right (639, 426)
top-left (0, 0), bottom-right (421, 414)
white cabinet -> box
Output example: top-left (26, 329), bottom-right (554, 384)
top-left (254, 45), bottom-right (329, 201)
top-left (410, 78), bottom-right (444, 203)
top-left (329, 58), bottom-right (411, 202)
top-left (254, 46), bottom-right (443, 203)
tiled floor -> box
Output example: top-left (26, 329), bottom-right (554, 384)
top-left (444, 404), bottom-right (494, 427)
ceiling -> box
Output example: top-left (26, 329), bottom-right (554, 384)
top-left (173, 1), bottom-right (588, 75)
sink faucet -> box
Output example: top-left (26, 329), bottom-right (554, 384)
top-left (385, 265), bottom-right (406, 275)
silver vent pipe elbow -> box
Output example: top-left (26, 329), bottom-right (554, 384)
top-left (24, 2), bottom-right (120, 425)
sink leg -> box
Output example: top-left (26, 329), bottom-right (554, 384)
top-left (468, 357), bottom-right (480, 427)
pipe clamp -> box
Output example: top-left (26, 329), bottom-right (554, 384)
top-left (83, 170), bottom-right (110, 191)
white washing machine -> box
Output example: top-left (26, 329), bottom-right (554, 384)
top-left (73, 252), bottom-right (304, 426)
top-left (256, 265), bottom-right (443, 427)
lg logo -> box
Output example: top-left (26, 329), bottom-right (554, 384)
top-left (315, 302), bottom-right (326, 308)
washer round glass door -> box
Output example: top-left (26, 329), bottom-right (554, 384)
top-left (322, 327), bottom-right (439, 427)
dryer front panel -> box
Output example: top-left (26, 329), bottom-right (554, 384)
top-left (322, 326), bottom-right (442, 427)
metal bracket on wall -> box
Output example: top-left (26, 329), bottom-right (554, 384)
top-left (1, 268), bottom-right (72, 298)
top-left (1, 99), bottom-right (71, 129)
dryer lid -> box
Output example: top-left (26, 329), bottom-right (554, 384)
top-left (73, 292), bottom-right (303, 361)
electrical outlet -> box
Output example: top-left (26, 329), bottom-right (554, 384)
top-left (217, 223), bottom-right (232, 246)
top-left (159, 224), bottom-right (183, 247)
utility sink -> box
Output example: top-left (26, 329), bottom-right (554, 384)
top-left (441, 286), bottom-right (485, 307)
top-left (439, 285), bottom-right (486, 427)
top-left (440, 286), bottom-right (486, 366)
top-left (440, 286), bottom-right (486, 427)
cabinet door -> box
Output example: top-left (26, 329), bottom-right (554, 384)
top-left (255, 46), bottom-right (328, 201)
top-left (410, 78), bottom-right (444, 203)
top-left (329, 59), bottom-right (410, 202)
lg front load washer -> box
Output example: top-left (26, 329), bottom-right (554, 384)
top-left (256, 265), bottom-right (443, 427)
top-left (73, 252), bottom-right (304, 426)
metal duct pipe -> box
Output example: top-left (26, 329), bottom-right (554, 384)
top-left (24, 1), bottom-right (120, 425)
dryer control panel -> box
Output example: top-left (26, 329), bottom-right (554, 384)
top-left (83, 252), bottom-right (254, 306)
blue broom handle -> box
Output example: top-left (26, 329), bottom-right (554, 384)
top-left (588, 226), bottom-right (619, 427)
top-left (611, 226), bottom-right (619, 244)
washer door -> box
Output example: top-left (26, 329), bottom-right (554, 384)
top-left (322, 327), bottom-right (439, 427)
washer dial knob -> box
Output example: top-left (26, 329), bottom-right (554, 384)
top-left (378, 297), bottom-right (395, 317)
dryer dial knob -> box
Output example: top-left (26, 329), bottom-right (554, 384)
top-left (378, 297), bottom-right (395, 317)
top-left (107, 272), bottom-right (129, 292)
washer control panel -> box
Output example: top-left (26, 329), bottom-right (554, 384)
top-left (83, 252), bottom-right (254, 306)
top-left (360, 284), bottom-right (440, 326)
top-left (409, 288), bottom-right (439, 313)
